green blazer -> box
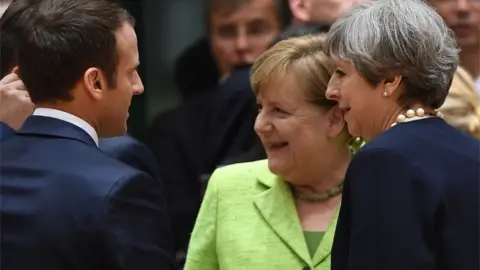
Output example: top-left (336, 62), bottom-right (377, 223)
top-left (184, 160), bottom-right (339, 270)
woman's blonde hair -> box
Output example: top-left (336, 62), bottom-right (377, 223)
top-left (251, 34), bottom-right (336, 108)
top-left (440, 66), bottom-right (480, 138)
top-left (250, 34), bottom-right (365, 151)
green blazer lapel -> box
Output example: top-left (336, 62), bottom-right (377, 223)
top-left (312, 206), bottom-right (340, 266)
top-left (253, 174), bottom-right (311, 265)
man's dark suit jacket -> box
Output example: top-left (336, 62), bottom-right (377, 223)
top-left (0, 116), bottom-right (176, 270)
top-left (0, 121), bottom-right (15, 141)
top-left (1, 121), bottom-right (161, 181)
top-left (332, 118), bottom-right (480, 270)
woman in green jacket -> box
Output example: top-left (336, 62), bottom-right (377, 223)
top-left (185, 34), bottom-right (363, 270)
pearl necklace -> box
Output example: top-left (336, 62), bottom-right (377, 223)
top-left (391, 108), bottom-right (443, 127)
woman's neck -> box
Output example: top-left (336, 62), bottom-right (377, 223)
top-left (290, 146), bottom-right (351, 195)
top-left (378, 103), bottom-right (435, 139)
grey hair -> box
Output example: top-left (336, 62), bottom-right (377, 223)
top-left (325, 0), bottom-right (460, 109)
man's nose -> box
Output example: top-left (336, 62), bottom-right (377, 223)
top-left (456, 0), bottom-right (470, 14)
top-left (235, 33), bottom-right (249, 51)
top-left (133, 78), bottom-right (144, 95)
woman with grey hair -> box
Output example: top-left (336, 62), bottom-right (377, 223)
top-left (324, 0), bottom-right (480, 269)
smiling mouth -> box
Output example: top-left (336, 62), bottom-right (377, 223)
top-left (266, 142), bottom-right (289, 151)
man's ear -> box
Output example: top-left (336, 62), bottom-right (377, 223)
top-left (83, 68), bottom-right (108, 101)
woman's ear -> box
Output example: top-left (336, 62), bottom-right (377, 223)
top-left (327, 105), bottom-right (346, 138)
top-left (382, 75), bottom-right (403, 97)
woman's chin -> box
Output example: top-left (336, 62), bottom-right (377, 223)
top-left (346, 123), bottom-right (362, 138)
top-left (267, 158), bottom-right (290, 177)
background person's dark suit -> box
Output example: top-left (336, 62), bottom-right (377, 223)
top-left (0, 116), bottom-right (176, 270)
top-left (332, 118), bottom-right (480, 270)
top-left (174, 36), bottom-right (220, 101)
top-left (99, 135), bottom-right (162, 181)
top-left (147, 66), bottom-right (259, 257)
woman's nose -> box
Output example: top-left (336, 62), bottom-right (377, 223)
top-left (254, 113), bottom-right (272, 135)
top-left (325, 86), bottom-right (340, 101)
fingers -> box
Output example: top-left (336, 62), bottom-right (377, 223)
top-left (6, 80), bottom-right (27, 91)
top-left (18, 89), bottom-right (31, 100)
top-left (11, 66), bottom-right (20, 75)
top-left (0, 84), bottom-right (32, 104)
top-left (0, 72), bottom-right (21, 85)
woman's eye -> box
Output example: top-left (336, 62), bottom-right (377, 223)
top-left (274, 107), bottom-right (288, 114)
top-left (335, 69), bottom-right (346, 77)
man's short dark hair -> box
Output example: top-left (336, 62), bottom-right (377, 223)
top-left (0, 0), bottom-right (32, 77)
top-left (16, 0), bottom-right (134, 103)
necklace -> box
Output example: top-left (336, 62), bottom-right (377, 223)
top-left (390, 108), bottom-right (443, 128)
top-left (291, 182), bottom-right (344, 202)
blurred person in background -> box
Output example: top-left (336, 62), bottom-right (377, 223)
top-left (174, 0), bottom-right (285, 101)
top-left (148, 0), bottom-right (285, 262)
top-left (174, 0), bottom-right (288, 100)
top-left (324, 0), bottom-right (479, 269)
top-left (440, 66), bottom-right (480, 138)
top-left (208, 0), bottom-right (283, 82)
top-left (185, 34), bottom-right (362, 270)
top-left (427, 0), bottom-right (480, 92)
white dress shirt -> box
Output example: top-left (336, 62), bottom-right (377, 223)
top-left (33, 108), bottom-right (99, 147)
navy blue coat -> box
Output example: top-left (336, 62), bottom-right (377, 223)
top-left (332, 118), bottom-right (480, 270)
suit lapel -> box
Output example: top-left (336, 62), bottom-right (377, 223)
top-left (253, 174), bottom-right (311, 265)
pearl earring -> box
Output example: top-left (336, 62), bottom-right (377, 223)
top-left (383, 90), bottom-right (389, 97)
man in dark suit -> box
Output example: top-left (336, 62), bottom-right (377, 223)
top-left (0, 0), bottom-right (163, 182)
top-left (0, 0), bottom-right (176, 269)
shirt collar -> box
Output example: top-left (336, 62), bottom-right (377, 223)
top-left (32, 108), bottom-right (99, 147)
